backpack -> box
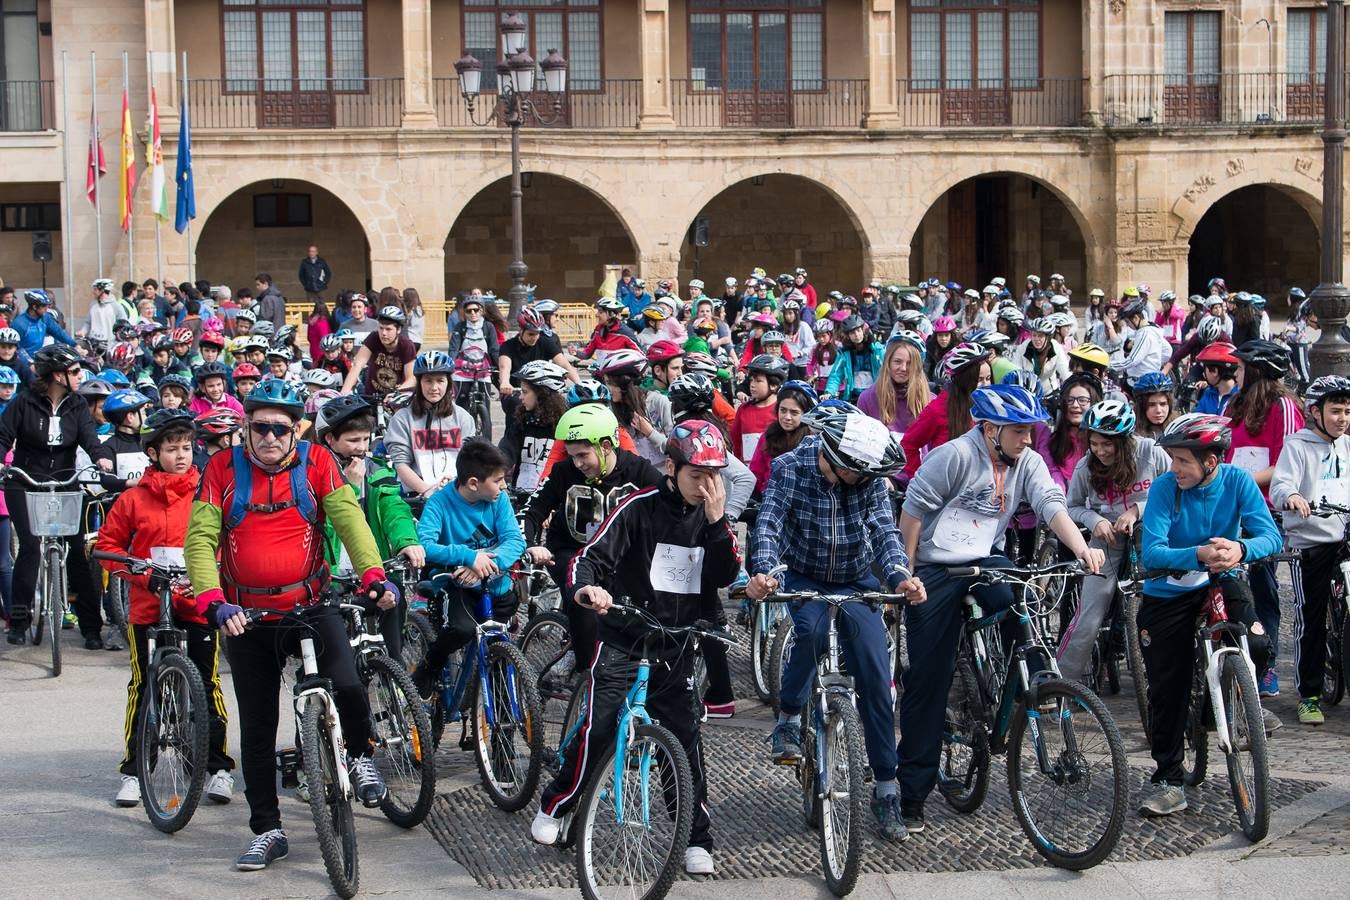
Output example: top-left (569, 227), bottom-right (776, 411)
top-left (225, 441), bottom-right (318, 529)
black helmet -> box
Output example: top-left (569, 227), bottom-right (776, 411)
top-left (33, 344), bottom-right (83, 378)
top-left (139, 408), bottom-right (195, 451)
top-left (193, 361), bottom-right (231, 386)
top-left (745, 354), bottom-right (790, 384)
top-left (1233, 339), bottom-right (1290, 379)
top-left (802, 401), bottom-right (906, 478)
top-left (314, 393), bottom-right (374, 441)
top-left (841, 314), bottom-right (865, 333)
top-left (668, 372), bottom-right (716, 413)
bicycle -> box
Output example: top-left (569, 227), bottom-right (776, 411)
top-left (453, 347), bottom-right (495, 440)
top-left (90, 548), bottom-right (208, 833)
top-left (1117, 532), bottom-right (1152, 737)
top-left (749, 596), bottom-right (790, 703)
top-left (5, 464), bottom-right (99, 676)
top-left (1306, 499), bottom-right (1350, 706)
top-left (419, 572), bottom-right (544, 811)
top-left (768, 597), bottom-right (904, 716)
top-left (938, 560), bottom-right (1128, 870)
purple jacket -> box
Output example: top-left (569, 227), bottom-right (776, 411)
top-left (857, 383), bottom-right (918, 435)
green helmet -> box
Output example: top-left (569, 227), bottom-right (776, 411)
top-left (555, 404), bottom-right (620, 447)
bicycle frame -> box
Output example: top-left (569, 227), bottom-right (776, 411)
top-left (436, 589), bottom-right (525, 734)
top-left (292, 634), bottom-right (354, 801)
top-left (1196, 582), bottom-right (1256, 756)
top-left (609, 651), bottom-right (655, 827)
top-left (809, 602), bottom-right (857, 789)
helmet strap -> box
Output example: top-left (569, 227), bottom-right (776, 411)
top-left (993, 425), bottom-right (1020, 468)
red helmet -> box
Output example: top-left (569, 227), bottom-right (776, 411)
top-left (232, 362), bottom-right (262, 380)
top-left (195, 407), bottom-right (243, 438)
top-left (517, 307), bottom-right (545, 332)
top-left (109, 342), bottom-right (139, 369)
top-left (665, 419), bottom-right (729, 469)
top-left (172, 327), bottom-right (194, 345)
top-left (646, 340), bottom-right (683, 365)
top-left (1195, 341), bottom-right (1238, 365)
top-left (1159, 413), bottom-right (1232, 453)
top-left (199, 331), bottom-right (226, 349)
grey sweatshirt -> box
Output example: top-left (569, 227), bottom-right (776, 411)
top-left (1067, 436), bottom-right (1171, 534)
top-left (902, 427), bottom-right (1067, 565)
top-left (385, 404), bottom-right (478, 484)
top-left (1269, 426), bottom-right (1350, 549)
top-left (723, 453), bottom-right (753, 521)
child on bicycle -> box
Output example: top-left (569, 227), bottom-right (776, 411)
top-left (95, 408), bottom-right (235, 809)
top-left (530, 420), bottom-right (740, 876)
top-left (1137, 412), bottom-right (1283, 816)
top-left (746, 401), bottom-right (926, 842)
top-left (411, 438), bottom-right (524, 698)
top-left (1270, 375), bottom-right (1350, 726)
top-left (386, 350), bottom-right (478, 501)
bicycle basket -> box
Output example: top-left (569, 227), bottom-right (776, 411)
top-left (27, 491), bottom-right (84, 537)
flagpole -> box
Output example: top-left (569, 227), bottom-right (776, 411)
top-left (149, 51), bottom-right (162, 283)
top-left (123, 50), bottom-right (134, 283)
top-left (91, 51), bottom-right (103, 278)
top-left (60, 50), bottom-right (75, 324)
top-left (182, 51), bottom-right (193, 285)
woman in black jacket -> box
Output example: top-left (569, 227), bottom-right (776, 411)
top-left (0, 345), bottom-right (113, 647)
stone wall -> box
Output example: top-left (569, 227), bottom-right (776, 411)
top-left (0, 183), bottom-right (64, 296)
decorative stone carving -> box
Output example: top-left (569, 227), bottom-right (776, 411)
top-left (1182, 174), bottom-right (1216, 203)
top-left (1109, 0), bottom-right (1125, 14)
top-left (1225, 157), bottom-right (1245, 176)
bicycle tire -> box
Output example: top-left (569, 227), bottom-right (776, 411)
top-left (1220, 653), bottom-right (1270, 842)
top-left (138, 651), bottom-right (209, 833)
top-left (472, 640), bottom-right (544, 811)
top-left (575, 722), bottom-right (692, 900)
top-left (1123, 591), bottom-right (1150, 738)
top-left (47, 544), bottom-right (64, 677)
top-left (751, 603), bottom-right (776, 702)
top-left (300, 696), bottom-right (359, 899)
top-left (29, 558), bottom-right (46, 647)
top-left (520, 610), bottom-right (574, 721)
top-left (366, 653), bottom-right (436, 829)
top-left (400, 609), bottom-right (435, 673)
top-left (818, 695), bottom-right (866, 897)
top-left (1182, 647), bottom-right (1209, 787)
top-left (1006, 679), bottom-right (1127, 870)
top-left (939, 657), bottom-right (991, 814)
top-left (800, 720), bottom-right (821, 829)
top-left (552, 676), bottom-right (590, 775)
top-left (1331, 580), bottom-right (1348, 706)
top-left (768, 616), bottom-right (795, 715)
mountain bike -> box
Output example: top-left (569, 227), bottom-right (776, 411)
top-left (1117, 532), bottom-right (1151, 737)
top-left (1308, 500), bottom-right (1350, 706)
top-left (768, 599), bottom-right (903, 715)
top-left (90, 548), bottom-right (208, 833)
top-left (939, 560), bottom-right (1127, 870)
top-left (750, 597), bottom-right (790, 702)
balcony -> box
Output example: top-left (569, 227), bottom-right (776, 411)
top-left (896, 78), bottom-right (1085, 128)
top-left (1103, 73), bottom-right (1338, 128)
top-left (185, 77), bottom-right (403, 130)
top-left (434, 78), bottom-right (643, 129)
top-left (0, 81), bottom-right (54, 132)
top-left (671, 79), bottom-right (867, 129)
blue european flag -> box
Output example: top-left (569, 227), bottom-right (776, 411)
top-left (174, 93), bottom-right (195, 235)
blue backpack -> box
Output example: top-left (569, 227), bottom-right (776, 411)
top-left (225, 441), bottom-right (318, 529)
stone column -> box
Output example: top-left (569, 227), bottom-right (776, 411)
top-left (1081, 0), bottom-right (1106, 126)
top-left (639, 248), bottom-right (680, 284)
top-left (637, 0), bottom-right (676, 129)
top-left (866, 248), bottom-right (909, 286)
top-left (862, 0), bottom-right (901, 129)
top-left (145, 0), bottom-right (177, 128)
top-left (401, 0), bottom-right (438, 128)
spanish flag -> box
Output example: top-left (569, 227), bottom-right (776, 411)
top-left (118, 87), bottom-right (136, 233)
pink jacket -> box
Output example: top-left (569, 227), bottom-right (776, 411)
top-left (308, 316), bottom-right (333, 364)
top-left (189, 394), bottom-right (245, 417)
top-left (1227, 396), bottom-right (1304, 500)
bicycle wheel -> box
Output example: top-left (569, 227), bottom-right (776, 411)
top-left (751, 602), bottom-right (776, 702)
top-left (1181, 649), bottom-right (1209, 787)
top-left (299, 696), bottom-right (359, 899)
top-left (1006, 679), bottom-right (1127, 870)
top-left (1219, 653), bottom-right (1270, 842)
top-left (800, 719), bottom-right (820, 829)
top-left (520, 610), bottom-right (574, 729)
top-left (768, 616), bottom-right (795, 715)
top-left (138, 652), bottom-right (209, 833)
top-left (29, 563), bottom-right (46, 647)
top-left (1330, 582), bottom-right (1348, 706)
top-left (46, 544), bottom-right (65, 677)
top-left (575, 722), bottom-right (692, 900)
top-left (366, 653), bottom-right (436, 829)
top-left (471, 640), bottom-right (544, 811)
top-left (400, 609), bottom-right (435, 673)
top-left (817, 695), bottom-right (866, 897)
top-left (939, 658), bottom-right (991, 814)
top-left (552, 676), bottom-right (590, 774)
top-left (1122, 591), bottom-right (1151, 738)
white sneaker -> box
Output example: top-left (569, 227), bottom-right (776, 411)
top-left (684, 846), bottom-right (715, 875)
top-left (206, 770), bottom-right (234, 804)
top-left (115, 775), bottom-right (141, 807)
top-left (531, 810), bottom-right (563, 845)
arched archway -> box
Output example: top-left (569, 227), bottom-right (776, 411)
top-left (195, 179), bottom-right (371, 298)
top-left (909, 174), bottom-right (1087, 293)
top-left (443, 173), bottom-right (638, 301)
top-left (1187, 184), bottom-right (1320, 299)
top-left (677, 174), bottom-right (868, 293)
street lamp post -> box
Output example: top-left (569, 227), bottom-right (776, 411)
top-left (454, 16), bottom-right (568, 323)
top-left (1309, 0), bottom-right (1350, 378)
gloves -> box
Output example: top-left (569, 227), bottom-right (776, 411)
top-left (369, 579), bottom-right (401, 604)
top-left (207, 600), bottom-right (245, 630)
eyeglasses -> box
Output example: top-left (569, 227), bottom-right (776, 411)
top-left (250, 422), bottom-right (293, 439)
top-left (1064, 395), bottom-right (1093, 407)
top-left (64, 366), bottom-right (83, 376)
top-left (462, 306), bottom-right (482, 314)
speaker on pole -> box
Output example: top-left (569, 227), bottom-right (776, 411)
top-left (32, 231), bottom-right (53, 262)
top-left (690, 217), bottom-right (710, 248)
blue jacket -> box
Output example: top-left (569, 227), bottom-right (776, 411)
top-left (825, 342), bottom-right (885, 400)
top-left (1194, 384), bottom-right (1238, 416)
top-left (12, 309), bottom-right (75, 355)
top-left (1141, 464), bottom-right (1282, 598)
top-left (416, 482), bottom-right (525, 596)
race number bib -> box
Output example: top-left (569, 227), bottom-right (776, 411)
top-left (1230, 446), bottom-right (1269, 475)
top-left (741, 432), bottom-right (761, 461)
top-left (116, 451), bottom-right (150, 481)
top-left (1319, 476), bottom-right (1350, 507)
top-left (931, 506), bottom-right (999, 559)
top-left (650, 543), bottom-right (704, 595)
top-left (853, 369), bottom-right (874, 391)
top-left (1166, 571), bottom-right (1209, 590)
top-left (149, 546), bottom-right (185, 568)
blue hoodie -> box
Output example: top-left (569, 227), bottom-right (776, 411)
top-left (416, 482), bottom-right (525, 596)
top-left (1141, 464), bottom-right (1281, 598)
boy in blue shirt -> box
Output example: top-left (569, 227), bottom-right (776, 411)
top-left (412, 438), bottom-right (525, 698)
top-left (1138, 412), bottom-right (1282, 817)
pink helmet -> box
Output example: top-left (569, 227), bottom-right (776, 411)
top-left (933, 315), bottom-right (958, 334)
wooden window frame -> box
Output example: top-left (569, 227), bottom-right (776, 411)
top-left (459, 2), bottom-right (607, 95)
top-left (684, 1), bottom-right (828, 96)
top-left (1164, 9), bottom-right (1221, 85)
top-left (1288, 7), bottom-right (1327, 84)
top-left (218, 0), bottom-right (369, 97)
top-left (0, 202), bottom-right (60, 232)
top-left (252, 192), bottom-right (313, 228)
top-left (906, 0), bottom-right (1044, 94)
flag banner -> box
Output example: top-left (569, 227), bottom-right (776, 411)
top-left (174, 90), bottom-right (194, 235)
top-left (148, 88), bottom-right (168, 223)
top-left (86, 106), bottom-right (106, 206)
top-left (119, 87), bottom-right (136, 232)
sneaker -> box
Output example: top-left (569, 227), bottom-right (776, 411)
top-left (684, 846), bottom-right (715, 875)
top-left (235, 829), bottom-right (288, 871)
top-left (1298, 697), bottom-right (1326, 726)
top-left (769, 722), bottom-right (802, 763)
top-left (870, 792), bottom-right (909, 842)
top-left (900, 801), bottom-right (926, 834)
top-left (531, 809), bottom-right (564, 845)
top-left (7, 628), bottom-right (26, 646)
top-left (115, 775), bottom-right (141, 807)
top-left (703, 701), bottom-right (735, 720)
top-left (1262, 706), bottom-right (1284, 735)
top-left (346, 754), bottom-right (387, 807)
top-left (84, 635), bottom-right (103, 651)
top-left (103, 627), bottom-right (125, 651)
top-left (206, 770), bottom-right (234, 804)
top-left (62, 611), bottom-right (77, 630)
top-left (1259, 669), bottom-right (1280, 697)
top-left (1139, 783), bottom-right (1187, 817)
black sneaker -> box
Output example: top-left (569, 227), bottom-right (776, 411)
top-left (769, 721), bottom-right (803, 763)
top-left (235, 829), bottom-right (288, 871)
top-left (7, 628), bottom-right (26, 646)
top-left (347, 754), bottom-right (388, 807)
top-left (84, 634), bottom-right (104, 651)
top-left (900, 801), bottom-right (926, 834)
top-left (870, 791), bottom-right (909, 842)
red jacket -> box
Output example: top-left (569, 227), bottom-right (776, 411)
top-left (95, 466), bottom-right (203, 625)
top-left (901, 392), bottom-right (953, 482)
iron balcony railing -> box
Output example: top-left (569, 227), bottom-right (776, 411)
top-left (185, 77), bottom-right (403, 130)
top-left (1103, 72), bottom-right (1339, 127)
top-left (0, 80), bottom-right (55, 132)
top-left (895, 77), bottom-right (1085, 127)
top-left (433, 78), bottom-right (642, 129)
top-left (671, 78), bottom-right (867, 129)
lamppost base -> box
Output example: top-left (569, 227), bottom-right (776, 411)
top-left (1308, 280), bottom-right (1350, 378)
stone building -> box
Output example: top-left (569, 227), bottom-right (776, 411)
top-left (0, 0), bottom-right (1341, 317)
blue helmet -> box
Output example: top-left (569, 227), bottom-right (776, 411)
top-left (103, 388), bottom-right (153, 418)
top-left (1133, 371), bottom-right (1174, 395)
top-left (1000, 369), bottom-right (1044, 399)
top-left (887, 331), bottom-right (927, 359)
top-left (242, 377), bottom-right (306, 417)
top-left (0, 367), bottom-right (20, 386)
top-left (970, 384), bottom-right (1049, 425)
top-left (93, 369), bottom-right (131, 388)
top-left (413, 350), bottom-right (454, 377)
top-left (778, 379), bottom-right (819, 410)
top-left (566, 379), bottom-right (611, 407)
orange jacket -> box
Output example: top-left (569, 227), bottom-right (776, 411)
top-left (95, 466), bottom-right (204, 625)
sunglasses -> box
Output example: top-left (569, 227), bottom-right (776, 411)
top-left (250, 421), bottom-right (293, 439)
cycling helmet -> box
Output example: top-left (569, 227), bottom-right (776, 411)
top-left (566, 378), bottom-right (612, 407)
top-left (1158, 290), bottom-right (1177, 304)
top-left (158, 373), bottom-right (193, 395)
top-left (103, 388), bottom-right (153, 418)
top-left (535, 299), bottom-right (560, 315)
top-left (1251, 294), bottom-right (1267, 310)
top-left (668, 372), bottom-right (716, 412)
top-left (692, 317), bottom-right (717, 335)
top-left (232, 362), bottom-right (262, 381)
top-left (136, 321), bottom-right (163, 337)
top-left (151, 335), bottom-right (175, 353)
top-left (595, 348), bottom-right (648, 379)
top-left (970, 384), bottom-right (1050, 424)
top-left (242, 376), bottom-right (306, 417)
top-left (839, 314), bottom-right (865, 334)
top-left (137, 407), bottom-right (194, 450)
top-left (781, 299), bottom-right (802, 314)
top-left (33, 344), bottom-right (83, 377)
top-left (1001, 368), bottom-right (1044, 399)
top-left (301, 368), bottom-right (342, 391)
top-left (195, 407), bottom-right (244, 440)
top-left (517, 307), bottom-right (545, 333)
top-left (1160, 413), bottom-right (1232, 454)
top-left (1028, 317), bottom-right (1056, 335)
top-left (595, 296), bottom-right (626, 314)
top-left (318, 334), bottom-right (343, 353)
top-left (381, 387), bottom-right (414, 415)
top-left (1082, 398), bottom-right (1136, 436)
top-left (1196, 340), bottom-right (1239, 365)
top-left (25, 289), bottom-right (52, 306)
top-left (1196, 316), bottom-right (1226, 345)
top-left (171, 327), bottom-right (193, 345)
top-left (1307, 375), bottom-right (1350, 408)
top-left (813, 319), bottom-right (836, 335)
top-left (761, 331), bottom-right (787, 346)
top-left (895, 309), bottom-right (926, 327)
top-left (1046, 312), bottom-right (1075, 330)
top-left (642, 305), bottom-right (670, 325)
top-left (666, 419), bottom-right (729, 469)
top-left (1068, 343), bottom-right (1111, 370)
top-left (304, 388), bottom-right (341, 416)
top-left (1121, 300), bottom-right (1150, 320)
top-left (275, 324), bottom-right (297, 345)
top-left (938, 342), bottom-right (992, 385)
top-left (235, 308), bottom-right (258, 324)
top-left (802, 402), bottom-right (907, 478)
top-left (1290, 286), bottom-right (1307, 300)
top-left (77, 378), bottom-right (115, 400)
top-left (194, 361), bottom-right (231, 386)
top-left (96, 369), bottom-right (131, 388)
top-left (1233, 339), bottom-right (1290, 379)
top-left (516, 360), bottom-right (569, 394)
top-left (251, 320), bottom-right (276, 338)
top-left (746, 353), bottom-right (790, 383)
top-left (92, 278), bottom-right (116, 294)
top-left (977, 332), bottom-right (1011, 353)
top-left (646, 340), bottom-right (683, 365)
top-left (555, 403), bottom-right (620, 447)
top-left (1128, 373), bottom-right (1172, 398)
top-left (113, 319), bottom-right (136, 339)
top-left (312, 393), bottom-right (373, 441)
top-left (1049, 295), bottom-right (1072, 311)
top-left (682, 352), bottom-right (720, 377)
top-left (888, 331), bottom-right (927, 357)
top-left (199, 331), bottom-right (226, 350)
top-left (0, 368), bottom-right (20, 387)
top-left (933, 315), bottom-right (958, 334)
top-left (1233, 291), bottom-right (1253, 306)
top-left (334, 328), bottom-right (355, 341)
top-left (413, 350), bottom-right (454, 377)
top-left (997, 307), bottom-right (1025, 327)
top-left (265, 346), bottom-right (293, 362)
top-left (0, 328), bottom-right (19, 346)
top-left (778, 379), bottom-right (819, 411)
top-left (748, 311), bottom-right (778, 329)
top-left (376, 306), bottom-right (406, 326)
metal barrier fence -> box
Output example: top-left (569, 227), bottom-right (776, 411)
top-left (285, 300), bottom-right (598, 351)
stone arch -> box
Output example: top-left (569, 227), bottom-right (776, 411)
top-left (1186, 182), bottom-right (1322, 299)
top-left (1171, 169), bottom-right (1323, 242)
top-left (192, 165), bottom-right (380, 254)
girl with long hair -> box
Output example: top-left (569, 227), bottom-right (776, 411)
top-left (924, 315), bottom-right (958, 381)
top-left (386, 350), bottom-right (479, 499)
top-left (807, 319), bottom-right (838, 394)
top-left (306, 298), bottom-right (336, 364)
top-left (1014, 318), bottom-right (1071, 392)
top-left (749, 379), bottom-right (817, 494)
top-left (596, 350), bottom-right (674, 467)
top-left (1034, 372), bottom-right (1102, 491)
top-left (402, 287), bottom-right (426, 352)
top-left (1131, 371), bottom-right (1176, 439)
top-left (900, 342), bottom-right (992, 482)
top-left (499, 361), bottom-right (568, 493)
top-left (858, 336), bottom-right (931, 435)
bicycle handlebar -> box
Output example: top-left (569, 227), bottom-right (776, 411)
top-left (89, 549), bottom-right (187, 578)
top-left (596, 602), bottom-right (737, 646)
top-left (948, 560), bottom-right (1086, 580)
top-left (3, 464), bottom-right (102, 489)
